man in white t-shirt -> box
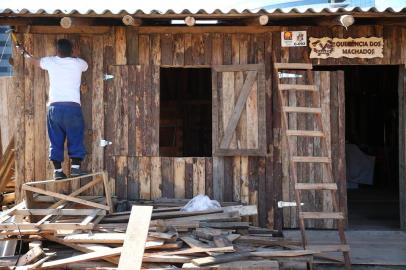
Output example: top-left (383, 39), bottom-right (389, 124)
top-left (22, 39), bottom-right (88, 179)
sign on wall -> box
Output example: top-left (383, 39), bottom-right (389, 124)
top-left (281, 31), bottom-right (307, 47)
top-left (309, 37), bottom-right (384, 59)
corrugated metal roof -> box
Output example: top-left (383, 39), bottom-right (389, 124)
top-left (0, 7), bottom-right (405, 17)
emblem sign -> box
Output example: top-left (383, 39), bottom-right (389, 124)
top-left (281, 31), bottom-right (307, 47)
top-left (309, 37), bottom-right (384, 59)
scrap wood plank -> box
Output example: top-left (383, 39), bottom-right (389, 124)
top-left (118, 205), bottom-right (153, 270)
top-left (165, 211), bottom-right (241, 222)
top-left (22, 184), bottom-right (110, 211)
top-left (250, 250), bottom-right (317, 257)
top-left (0, 222), bottom-right (94, 231)
top-left (235, 235), bottom-right (301, 246)
top-left (24, 172), bottom-right (104, 186)
top-left (143, 254), bottom-right (191, 263)
top-left (36, 247), bottom-right (122, 269)
top-left (14, 209), bottom-right (106, 216)
top-left (190, 251), bottom-right (252, 266)
top-left (42, 234), bottom-right (119, 264)
top-left (183, 259), bottom-right (279, 269)
top-left (16, 246), bottom-right (44, 266)
top-left (154, 246), bottom-right (234, 256)
top-left (49, 177), bottom-right (103, 209)
top-left (0, 201), bottom-right (26, 223)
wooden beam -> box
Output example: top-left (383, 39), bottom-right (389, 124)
top-left (22, 184), bottom-right (110, 211)
top-left (245, 15), bottom-right (269, 26)
top-left (42, 234), bottom-right (119, 265)
top-left (184, 16), bottom-right (196, 27)
top-left (118, 206), bottom-right (153, 270)
top-left (14, 209), bottom-right (106, 216)
top-left (38, 247), bottom-right (122, 269)
top-left (16, 246), bottom-right (44, 266)
top-left (122, 15), bottom-right (141, 26)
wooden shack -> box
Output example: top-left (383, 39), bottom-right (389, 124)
top-left (1, 7), bottom-right (406, 231)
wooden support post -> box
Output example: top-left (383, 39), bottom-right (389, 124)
top-left (185, 16), bottom-right (196, 27)
top-left (122, 15), bottom-right (141, 26)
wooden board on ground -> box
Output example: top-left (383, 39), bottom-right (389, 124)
top-left (118, 205), bottom-right (153, 270)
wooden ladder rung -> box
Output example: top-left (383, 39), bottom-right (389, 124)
top-left (300, 212), bottom-right (344, 219)
top-left (306, 244), bottom-right (350, 253)
top-left (286, 130), bottom-right (324, 137)
top-left (295, 183), bottom-right (337, 190)
top-left (282, 106), bottom-right (322, 114)
top-left (274, 63), bottom-right (313, 70)
top-left (291, 156), bottom-right (331, 163)
top-left (279, 84), bottom-right (318, 91)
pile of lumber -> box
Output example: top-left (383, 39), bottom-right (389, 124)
top-left (0, 173), bottom-right (330, 269)
top-left (0, 197), bottom-right (320, 269)
top-left (0, 137), bottom-right (15, 206)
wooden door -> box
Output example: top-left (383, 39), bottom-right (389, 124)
top-left (212, 64), bottom-right (266, 156)
top-left (104, 65), bottom-right (159, 157)
top-left (281, 70), bottom-right (346, 229)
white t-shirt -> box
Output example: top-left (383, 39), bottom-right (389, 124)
top-left (40, 56), bottom-right (88, 105)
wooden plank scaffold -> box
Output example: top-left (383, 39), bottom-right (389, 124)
top-left (0, 171), bottom-right (113, 233)
top-left (274, 62), bottom-right (352, 270)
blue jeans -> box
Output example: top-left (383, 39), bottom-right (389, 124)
top-left (47, 102), bottom-right (86, 162)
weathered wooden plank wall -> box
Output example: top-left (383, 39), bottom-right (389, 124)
top-left (10, 25), bottom-right (406, 230)
top-left (0, 77), bottom-right (16, 154)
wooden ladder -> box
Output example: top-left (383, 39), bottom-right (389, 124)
top-left (274, 62), bottom-right (351, 269)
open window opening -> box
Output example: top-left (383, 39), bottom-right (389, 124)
top-left (345, 65), bottom-right (400, 229)
top-left (159, 68), bottom-right (212, 157)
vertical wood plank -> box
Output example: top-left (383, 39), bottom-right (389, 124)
top-left (222, 72), bottom-right (237, 149)
top-left (240, 156), bottom-right (249, 205)
top-left (174, 158), bottom-right (186, 198)
top-left (92, 35), bottom-right (105, 195)
top-left (232, 156), bottom-right (241, 202)
top-left (212, 157), bottom-right (224, 202)
top-left (113, 66), bottom-right (129, 156)
top-left (139, 35), bottom-right (152, 156)
top-left (33, 35), bottom-right (47, 182)
top-left (160, 34), bottom-right (173, 66)
top-left (134, 65), bottom-right (144, 156)
top-left (150, 157), bottom-right (162, 199)
top-left (193, 158), bottom-right (198, 197)
top-left (173, 34), bottom-right (185, 66)
top-left (161, 157), bottom-right (174, 198)
top-left (24, 33), bottom-right (35, 186)
top-left (128, 65), bottom-right (138, 156)
top-left (185, 157), bottom-right (194, 199)
top-left (127, 156), bottom-right (139, 200)
top-left (126, 27), bottom-right (139, 65)
top-left (258, 157), bottom-right (267, 227)
top-left (205, 158), bottom-right (213, 198)
top-left (115, 27), bottom-right (127, 65)
top-left (223, 157), bottom-right (233, 201)
top-left (14, 32), bottom-right (25, 201)
top-left (197, 158), bottom-right (206, 195)
top-left (150, 34), bottom-right (161, 156)
top-left (249, 157), bottom-right (259, 226)
top-left (103, 32), bottom-right (115, 160)
top-left (139, 157), bottom-right (151, 200)
top-left (115, 156), bottom-right (128, 200)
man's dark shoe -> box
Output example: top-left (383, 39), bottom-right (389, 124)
top-left (70, 167), bottom-right (89, 177)
top-left (54, 170), bottom-right (67, 180)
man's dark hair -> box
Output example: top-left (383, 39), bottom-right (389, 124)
top-left (57, 39), bottom-right (73, 57)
